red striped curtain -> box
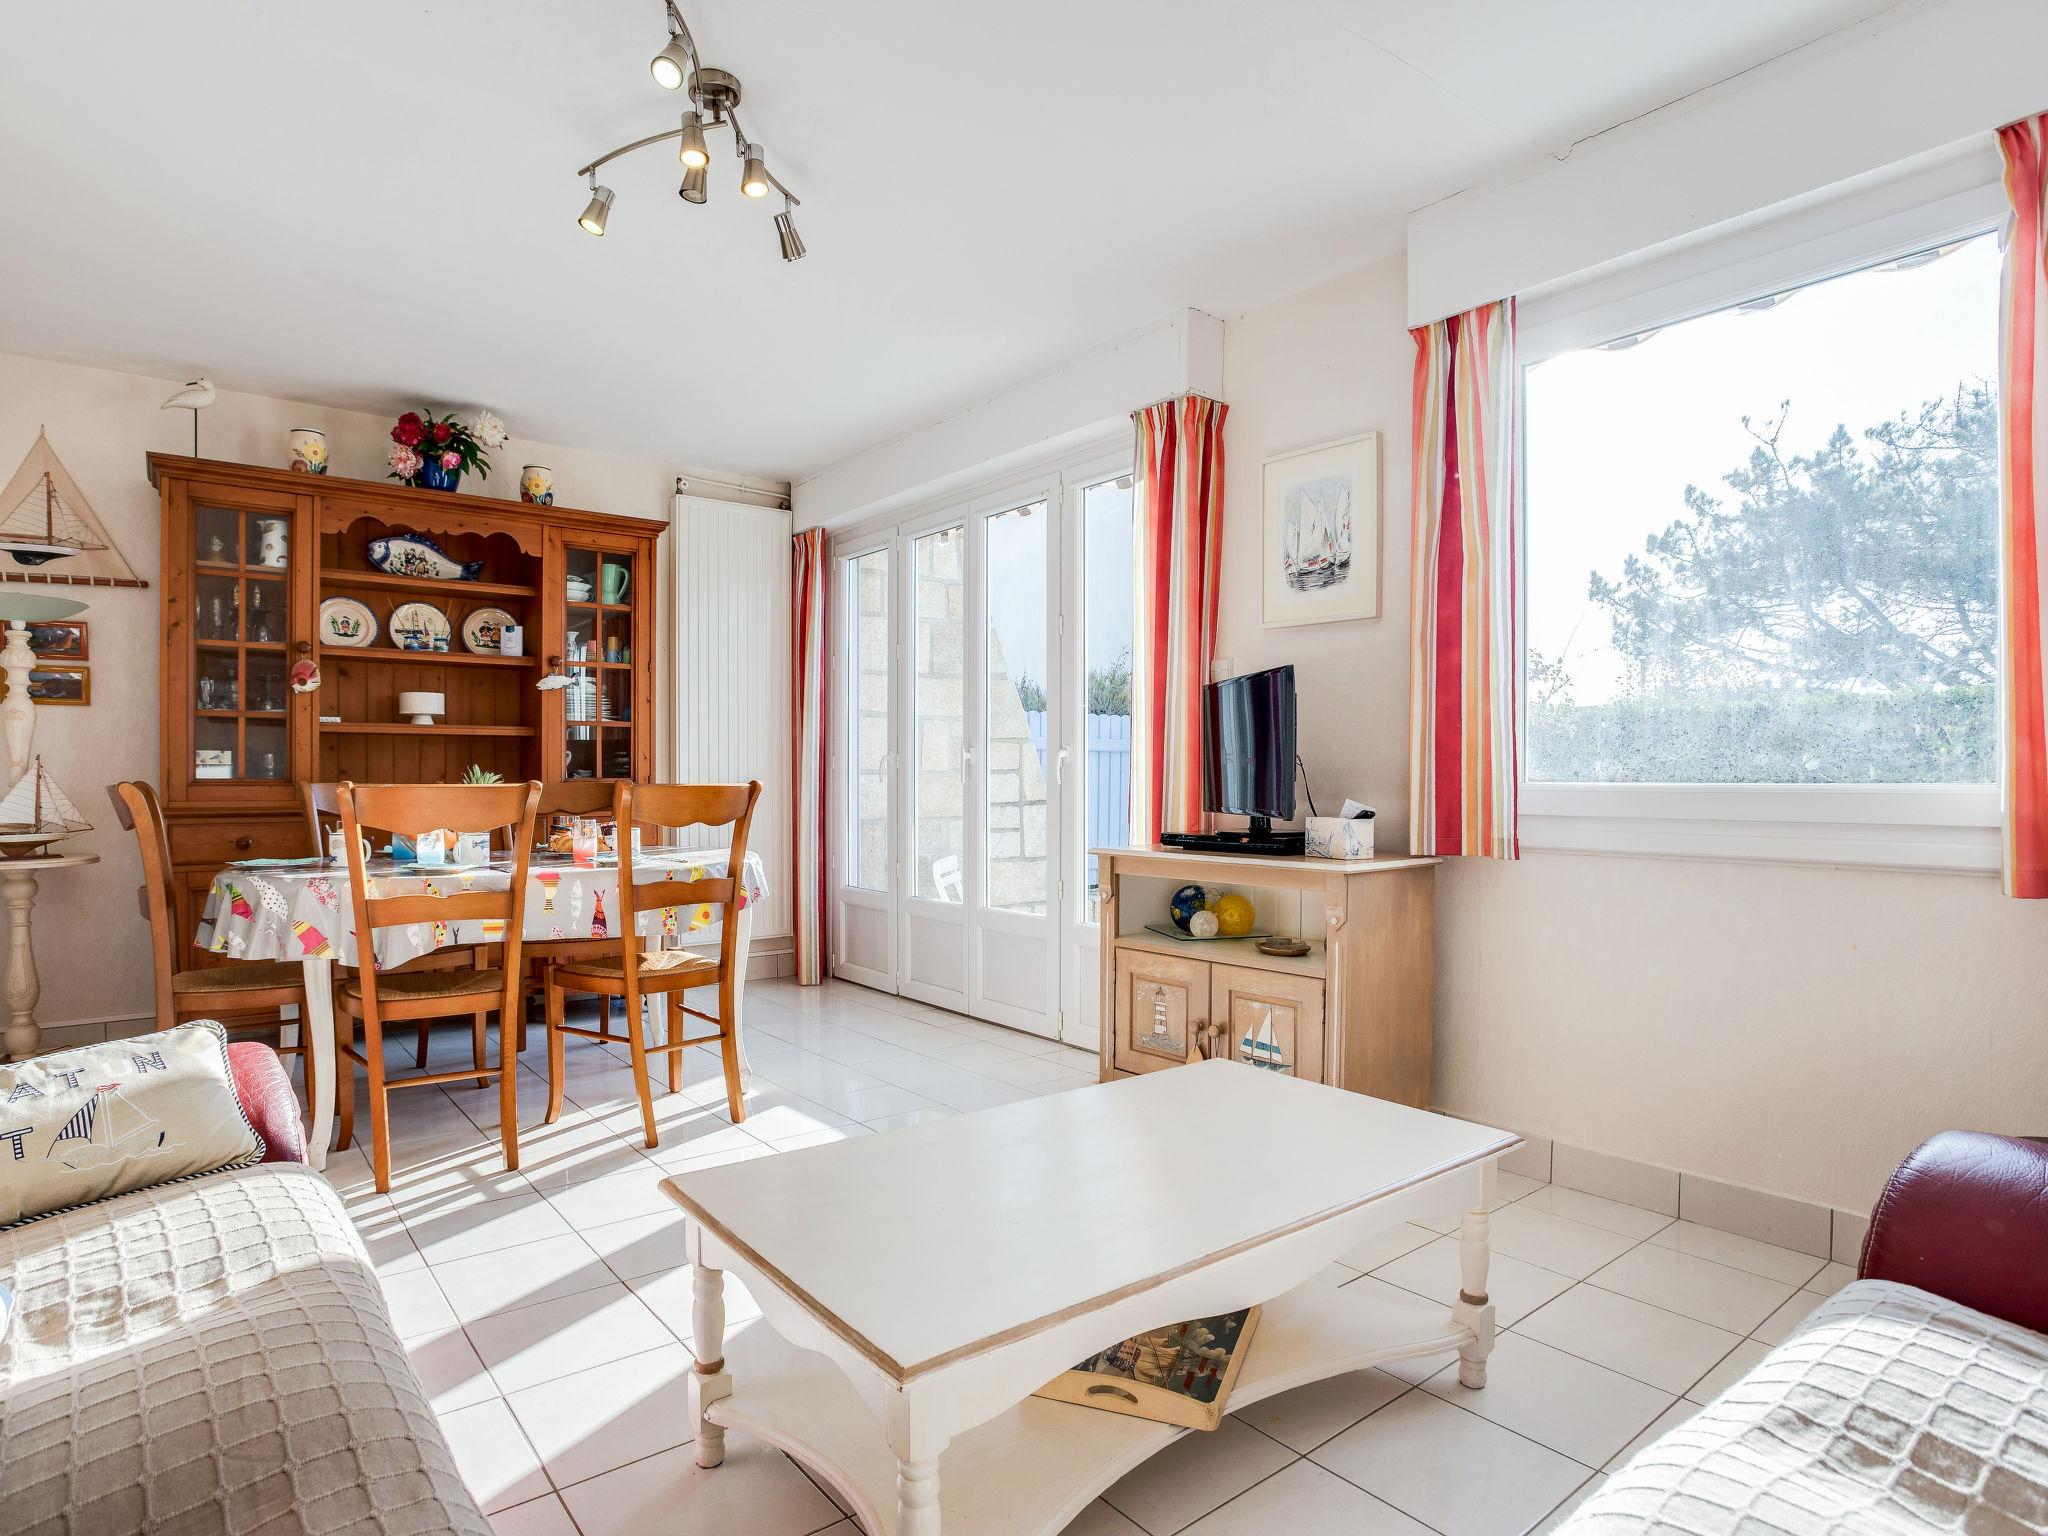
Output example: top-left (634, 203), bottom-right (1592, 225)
top-left (1409, 300), bottom-right (1519, 859)
top-left (2000, 114), bottom-right (2048, 898)
top-left (792, 528), bottom-right (829, 979)
top-left (1132, 395), bottom-right (1227, 843)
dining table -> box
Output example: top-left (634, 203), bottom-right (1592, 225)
top-left (195, 845), bottom-right (770, 1168)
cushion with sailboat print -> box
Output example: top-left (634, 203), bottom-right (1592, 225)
top-left (0, 1020), bottom-right (263, 1229)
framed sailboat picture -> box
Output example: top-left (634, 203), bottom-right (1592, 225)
top-left (1261, 432), bottom-right (1380, 628)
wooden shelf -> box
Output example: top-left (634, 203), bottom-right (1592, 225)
top-left (319, 645), bottom-right (540, 668)
top-left (1113, 928), bottom-right (1326, 979)
top-left (196, 639), bottom-right (288, 651)
top-left (319, 722), bottom-right (536, 737)
top-left (706, 1268), bottom-right (1468, 1536)
top-left (194, 561), bottom-right (288, 580)
top-left (321, 568), bottom-right (537, 599)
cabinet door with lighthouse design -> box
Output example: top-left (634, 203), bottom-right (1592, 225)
top-left (1111, 951), bottom-right (1206, 1075)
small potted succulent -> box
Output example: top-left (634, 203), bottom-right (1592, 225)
top-left (388, 409), bottom-right (507, 492)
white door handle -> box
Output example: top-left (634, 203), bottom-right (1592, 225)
top-left (1055, 747), bottom-right (1070, 785)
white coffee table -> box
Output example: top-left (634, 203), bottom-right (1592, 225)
top-left (663, 1060), bottom-right (1517, 1536)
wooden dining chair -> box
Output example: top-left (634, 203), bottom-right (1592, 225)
top-left (302, 778), bottom-right (492, 1070)
top-left (519, 779), bottom-right (631, 1010)
top-left (109, 780), bottom-right (317, 1106)
top-left (332, 780), bottom-right (541, 1192)
top-left (301, 779), bottom-right (342, 858)
top-left (543, 779), bottom-right (761, 1147)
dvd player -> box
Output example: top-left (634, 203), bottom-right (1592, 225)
top-left (1160, 828), bottom-right (1306, 857)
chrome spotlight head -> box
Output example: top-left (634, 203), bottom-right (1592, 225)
top-left (741, 143), bottom-right (769, 198)
top-left (650, 36), bottom-right (690, 89)
top-left (677, 111), bottom-right (709, 169)
top-left (774, 209), bottom-right (805, 262)
top-left (679, 163), bottom-right (709, 204)
top-left (578, 185), bottom-right (614, 235)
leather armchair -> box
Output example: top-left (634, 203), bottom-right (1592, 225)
top-left (1859, 1129), bottom-right (2048, 1335)
top-left (227, 1041), bottom-right (309, 1165)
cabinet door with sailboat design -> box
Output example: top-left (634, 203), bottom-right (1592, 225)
top-left (164, 480), bottom-right (314, 808)
top-left (1210, 964), bottom-right (1324, 1083)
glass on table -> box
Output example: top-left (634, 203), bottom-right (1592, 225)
top-left (571, 818), bottom-right (599, 867)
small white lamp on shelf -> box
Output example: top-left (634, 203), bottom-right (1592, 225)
top-left (398, 690), bottom-right (445, 726)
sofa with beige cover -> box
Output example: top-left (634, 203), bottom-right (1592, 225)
top-left (0, 1042), bottom-right (490, 1536)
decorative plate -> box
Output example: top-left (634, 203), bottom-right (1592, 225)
top-left (461, 606), bottom-right (516, 654)
top-left (319, 596), bottom-right (378, 648)
top-left (389, 600), bottom-right (452, 652)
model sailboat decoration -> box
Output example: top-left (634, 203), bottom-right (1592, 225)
top-left (0, 756), bottom-right (92, 857)
top-left (0, 432), bottom-right (147, 587)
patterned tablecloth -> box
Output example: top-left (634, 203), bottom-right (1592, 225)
top-left (196, 847), bottom-right (769, 971)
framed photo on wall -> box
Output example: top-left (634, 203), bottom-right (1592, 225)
top-left (20, 666), bottom-right (88, 706)
top-left (1261, 431), bottom-right (1381, 628)
top-left (25, 621), bottom-right (86, 661)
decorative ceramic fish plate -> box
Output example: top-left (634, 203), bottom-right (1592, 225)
top-left (367, 532), bottom-right (483, 582)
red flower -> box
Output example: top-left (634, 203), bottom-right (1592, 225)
top-left (432, 420), bottom-right (454, 446)
top-left (391, 411), bottom-right (425, 447)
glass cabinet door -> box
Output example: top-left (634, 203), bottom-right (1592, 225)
top-left (561, 542), bottom-right (639, 780)
top-left (190, 496), bottom-right (298, 786)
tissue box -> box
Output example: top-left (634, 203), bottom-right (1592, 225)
top-left (1305, 816), bottom-right (1373, 859)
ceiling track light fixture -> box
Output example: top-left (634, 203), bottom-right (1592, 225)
top-left (576, 0), bottom-right (807, 260)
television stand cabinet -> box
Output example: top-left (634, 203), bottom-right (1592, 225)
top-left (1094, 846), bottom-right (1438, 1104)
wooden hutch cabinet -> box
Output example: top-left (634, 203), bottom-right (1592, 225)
top-left (149, 454), bottom-right (665, 953)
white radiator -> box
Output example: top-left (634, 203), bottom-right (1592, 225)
top-left (670, 494), bottom-right (793, 940)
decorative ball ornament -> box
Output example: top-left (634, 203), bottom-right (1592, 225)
top-left (1188, 910), bottom-right (1220, 939)
top-left (1169, 883), bottom-right (1209, 932)
top-left (1213, 891), bottom-right (1256, 937)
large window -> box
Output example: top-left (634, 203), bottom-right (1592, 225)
top-left (1525, 230), bottom-right (2001, 790)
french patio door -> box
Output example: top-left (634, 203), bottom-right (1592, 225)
top-left (896, 483), bottom-right (1060, 1035)
top-left (830, 448), bottom-right (1134, 1049)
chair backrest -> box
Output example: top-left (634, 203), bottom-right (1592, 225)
top-left (335, 782), bottom-right (541, 1004)
top-left (535, 779), bottom-right (623, 850)
top-left (611, 780), bottom-right (762, 985)
top-left (107, 780), bottom-right (179, 1028)
top-left (301, 781), bottom-right (341, 858)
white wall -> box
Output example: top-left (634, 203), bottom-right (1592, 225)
top-left (0, 348), bottom-right (785, 1034)
top-left (1212, 9), bottom-right (2048, 1212)
top-left (1407, 0), bottom-right (2048, 326)
top-left (793, 309), bottom-right (1223, 532)
top-left (1218, 253), bottom-right (1414, 853)
top-left (1220, 250), bottom-right (2048, 1215)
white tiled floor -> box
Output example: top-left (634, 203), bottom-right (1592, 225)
top-left (306, 977), bottom-right (1842, 1536)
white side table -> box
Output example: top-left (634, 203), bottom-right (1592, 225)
top-left (1, 852), bottom-right (98, 1060)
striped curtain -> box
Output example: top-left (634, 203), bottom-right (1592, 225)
top-left (1999, 114), bottom-right (2048, 898)
top-left (1132, 395), bottom-right (1227, 843)
top-left (791, 528), bottom-right (829, 979)
top-left (1408, 299), bottom-right (1519, 860)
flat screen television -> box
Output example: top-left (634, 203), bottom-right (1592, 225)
top-left (1202, 664), bottom-right (1296, 832)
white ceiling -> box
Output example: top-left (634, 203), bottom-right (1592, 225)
top-left (0, 0), bottom-right (1888, 483)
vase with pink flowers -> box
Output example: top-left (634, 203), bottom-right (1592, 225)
top-left (386, 409), bottom-right (507, 492)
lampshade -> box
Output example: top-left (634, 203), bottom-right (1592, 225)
top-left (0, 594), bottom-right (87, 623)
top-left (398, 691), bottom-right (445, 725)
